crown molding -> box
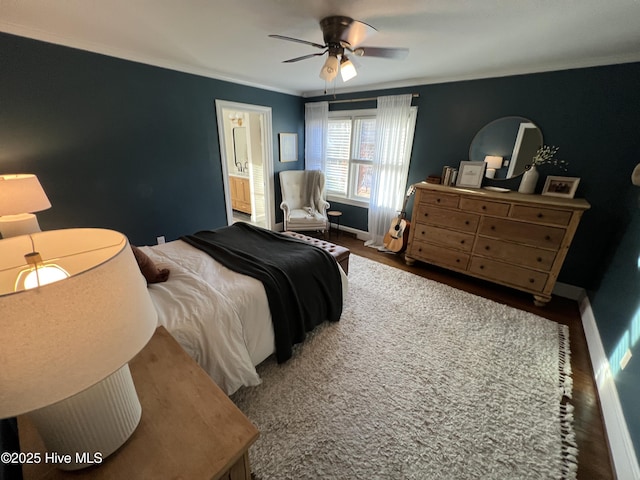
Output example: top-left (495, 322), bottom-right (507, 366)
top-left (302, 53), bottom-right (640, 98)
top-left (2, 21), bottom-right (639, 100)
top-left (0, 22), bottom-right (303, 97)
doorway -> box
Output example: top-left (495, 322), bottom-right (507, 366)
top-left (215, 100), bottom-right (275, 230)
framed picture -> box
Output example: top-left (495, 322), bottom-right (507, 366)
top-left (542, 176), bottom-right (580, 198)
top-left (279, 133), bottom-right (298, 162)
top-left (456, 161), bottom-right (486, 188)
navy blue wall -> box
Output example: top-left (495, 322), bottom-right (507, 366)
top-left (312, 63), bottom-right (640, 461)
top-left (312, 63), bottom-right (640, 291)
top-left (3, 29), bottom-right (640, 465)
top-left (590, 195), bottom-right (640, 457)
top-left (0, 32), bottom-right (303, 245)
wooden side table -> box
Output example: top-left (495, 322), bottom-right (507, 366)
top-left (19, 326), bottom-right (259, 480)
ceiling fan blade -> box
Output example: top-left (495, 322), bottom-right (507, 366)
top-left (283, 51), bottom-right (327, 63)
top-left (268, 34), bottom-right (326, 50)
top-left (353, 46), bottom-right (409, 60)
top-left (319, 16), bottom-right (376, 49)
top-left (340, 19), bottom-right (377, 48)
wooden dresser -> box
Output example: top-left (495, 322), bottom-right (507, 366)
top-left (405, 183), bottom-right (590, 305)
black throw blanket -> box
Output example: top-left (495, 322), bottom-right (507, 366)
top-left (182, 223), bottom-right (343, 363)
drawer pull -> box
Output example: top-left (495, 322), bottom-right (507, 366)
top-left (436, 198), bottom-right (441, 203)
top-left (545, 235), bottom-right (551, 241)
top-left (465, 220), bottom-right (470, 225)
top-left (421, 231), bottom-right (426, 235)
top-left (529, 278), bottom-right (535, 284)
top-left (482, 205), bottom-right (487, 210)
top-left (485, 246), bottom-right (490, 251)
top-left (537, 213), bottom-right (543, 218)
top-left (424, 213), bottom-right (429, 217)
top-left (460, 240), bottom-right (465, 244)
top-left (490, 225), bottom-right (496, 230)
top-left (479, 265), bottom-right (485, 270)
top-left (456, 258), bottom-right (460, 263)
top-left (418, 248), bottom-right (422, 252)
top-left (537, 257), bottom-right (542, 262)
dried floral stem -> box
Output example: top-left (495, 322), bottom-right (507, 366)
top-left (531, 145), bottom-right (568, 171)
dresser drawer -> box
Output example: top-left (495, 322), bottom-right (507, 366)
top-left (469, 257), bottom-right (548, 292)
top-left (474, 237), bottom-right (557, 270)
top-left (419, 190), bottom-right (460, 208)
top-left (408, 184), bottom-right (589, 306)
top-left (411, 241), bottom-right (470, 270)
top-left (416, 204), bottom-right (479, 233)
top-left (413, 225), bottom-right (474, 252)
top-left (478, 217), bottom-right (565, 249)
top-left (459, 197), bottom-right (510, 217)
top-left (510, 205), bottom-right (572, 226)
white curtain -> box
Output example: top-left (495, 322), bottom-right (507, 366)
top-left (365, 94), bottom-right (414, 248)
top-left (304, 101), bottom-right (328, 171)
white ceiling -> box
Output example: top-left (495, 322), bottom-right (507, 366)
top-left (1, 0), bottom-right (639, 97)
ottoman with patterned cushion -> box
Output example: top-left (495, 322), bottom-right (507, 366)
top-left (281, 231), bottom-right (350, 274)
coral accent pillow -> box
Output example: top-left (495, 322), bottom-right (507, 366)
top-left (131, 245), bottom-right (170, 284)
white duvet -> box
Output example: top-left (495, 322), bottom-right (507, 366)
top-left (140, 239), bottom-right (347, 395)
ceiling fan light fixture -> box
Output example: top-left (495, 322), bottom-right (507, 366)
top-left (271, 15), bottom-right (408, 85)
top-left (319, 54), bottom-right (339, 81)
top-left (340, 56), bottom-right (357, 82)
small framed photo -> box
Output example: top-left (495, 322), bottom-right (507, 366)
top-left (456, 161), bottom-right (486, 188)
top-left (542, 176), bottom-right (580, 198)
top-left (279, 133), bottom-right (298, 162)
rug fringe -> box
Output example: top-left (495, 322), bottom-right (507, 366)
top-left (558, 324), bottom-right (578, 480)
top-left (558, 324), bottom-right (573, 399)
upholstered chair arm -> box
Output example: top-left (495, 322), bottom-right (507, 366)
top-left (318, 199), bottom-right (330, 213)
top-left (280, 200), bottom-right (291, 218)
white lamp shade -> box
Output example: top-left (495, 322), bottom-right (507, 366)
top-left (0, 228), bottom-right (157, 418)
top-left (319, 55), bottom-right (339, 81)
top-left (484, 155), bottom-right (503, 169)
top-left (0, 174), bottom-right (51, 216)
top-left (340, 58), bottom-right (357, 82)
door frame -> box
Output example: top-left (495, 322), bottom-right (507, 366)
top-left (215, 100), bottom-right (275, 230)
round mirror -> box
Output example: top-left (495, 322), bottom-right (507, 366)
top-left (469, 116), bottom-right (543, 179)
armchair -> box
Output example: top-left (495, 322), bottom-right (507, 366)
top-left (279, 170), bottom-right (329, 232)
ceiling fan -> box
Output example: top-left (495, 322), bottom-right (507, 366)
top-left (269, 16), bottom-right (409, 83)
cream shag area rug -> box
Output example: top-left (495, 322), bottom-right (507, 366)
top-left (231, 254), bottom-right (578, 480)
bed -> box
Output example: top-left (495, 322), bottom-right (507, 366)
top-left (137, 223), bottom-right (348, 395)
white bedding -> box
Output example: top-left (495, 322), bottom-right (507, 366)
top-left (140, 239), bottom-right (347, 395)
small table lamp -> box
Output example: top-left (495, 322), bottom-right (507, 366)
top-left (0, 174), bottom-right (52, 238)
top-left (484, 156), bottom-right (503, 179)
top-left (0, 228), bottom-right (157, 470)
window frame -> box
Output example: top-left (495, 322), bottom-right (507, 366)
top-left (326, 109), bottom-right (376, 208)
top-left (325, 107), bottom-right (417, 208)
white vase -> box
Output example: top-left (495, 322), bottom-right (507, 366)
top-left (518, 165), bottom-right (539, 194)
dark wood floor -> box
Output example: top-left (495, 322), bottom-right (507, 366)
top-left (326, 232), bottom-right (615, 480)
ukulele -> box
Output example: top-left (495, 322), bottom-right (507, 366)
top-left (383, 185), bottom-right (416, 253)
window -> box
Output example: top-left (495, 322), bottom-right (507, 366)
top-left (326, 110), bottom-right (377, 205)
top-left (324, 108), bottom-right (416, 206)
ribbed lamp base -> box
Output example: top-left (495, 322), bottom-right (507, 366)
top-left (28, 364), bottom-right (141, 470)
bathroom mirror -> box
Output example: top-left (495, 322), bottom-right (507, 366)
top-left (233, 127), bottom-right (248, 173)
top-left (469, 116), bottom-right (543, 179)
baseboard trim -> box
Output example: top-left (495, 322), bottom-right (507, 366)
top-left (552, 281), bottom-right (585, 301)
top-left (340, 225), bottom-right (369, 240)
top-left (580, 294), bottom-right (640, 480)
